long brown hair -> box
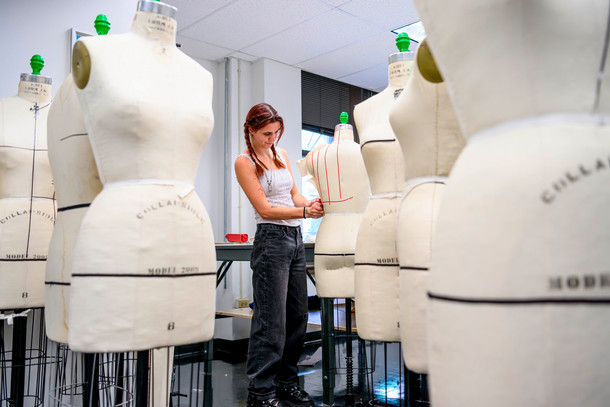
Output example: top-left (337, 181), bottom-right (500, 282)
top-left (244, 103), bottom-right (286, 176)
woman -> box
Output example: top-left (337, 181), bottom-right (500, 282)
top-left (235, 103), bottom-right (323, 407)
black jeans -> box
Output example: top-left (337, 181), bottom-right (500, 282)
top-left (246, 223), bottom-right (309, 400)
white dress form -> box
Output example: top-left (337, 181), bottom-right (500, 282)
top-left (68, 1), bottom-right (216, 352)
top-left (45, 73), bottom-right (102, 343)
top-left (353, 46), bottom-right (412, 341)
top-left (413, 1), bottom-right (610, 406)
top-left (298, 118), bottom-right (370, 298)
top-left (0, 69), bottom-right (54, 310)
top-left (389, 39), bottom-right (465, 373)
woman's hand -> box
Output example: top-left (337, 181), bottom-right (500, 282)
top-left (305, 198), bottom-right (324, 219)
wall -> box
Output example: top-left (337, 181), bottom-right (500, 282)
top-left (0, 0), bottom-right (137, 96)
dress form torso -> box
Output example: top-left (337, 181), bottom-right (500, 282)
top-left (68, 6), bottom-right (217, 352)
top-left (389, 40), bottom-right (465, 373)
top-left (413, 1), bottom-right (610, 406)
top-left (353, 55), bottom-right (411, 341)
top-left (0, 74), bottom-right (54, 309)
top-left (299, 122), bottom-right (370, 298)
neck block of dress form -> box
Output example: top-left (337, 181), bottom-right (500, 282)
top-left (413, 0), bottom-right (610, 136)
top-left (0, 77), bottom-right (54, 309)
top-left (138, 0), bottom-right (177, 19)
top-left (301, 123), bottom-right (370, 298)
top-left (45, 74), bottom-right (102, 343)
top-left (17, 75), bottom-right (52, 105)
top-left (390, 45), bottom-right (465, 180)
top-left (131, 8), bottom-right (177, 45)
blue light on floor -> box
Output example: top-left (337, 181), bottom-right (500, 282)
top-left (373, 379), bottom-right (403, 401)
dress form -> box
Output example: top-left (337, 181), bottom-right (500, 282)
top-left (298, 113), bottom-right (370, 298)
top-left (413, 1), bottom-right (610, 406)
top-left (389, 39), bottom-right (465, 373)
top-left (353, 35), bottom-right (412, 341)
top-left (0, 56), bottom-right (54, 310)
top-left (45, 15), bottom-right (108, 344)
top-left (68, 0), bottom-right (216, 352)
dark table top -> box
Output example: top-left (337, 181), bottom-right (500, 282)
top-left (215, 242), bottom-right (314, 262)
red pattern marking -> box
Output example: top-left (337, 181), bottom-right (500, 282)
top-left (335, 134), bottom-right (342, 200)
top-left (323, 144), bottom-right (331, 205)
top-left (321, 196), bottom-right (354, 204)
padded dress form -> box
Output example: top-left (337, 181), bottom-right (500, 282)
top-left (298, 124), bottom-right (370, 298)
top-left (68, 10), bottom-right (216, 352)
top-left (389, 45), bottom-right (465, 373)
top-left (45, 75), bottom-right (102, 343)
top-left (413, 1), bottom-right (610, 405)
top-left (353, 59), bottom-right (411, 341)
top-left (0, 76), bottom-right (54, 310)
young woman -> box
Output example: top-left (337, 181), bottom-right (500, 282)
top-left (235, 103), bottom-right (323, 407)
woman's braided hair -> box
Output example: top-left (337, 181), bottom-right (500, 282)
top-left (244, 103), bottom-right (286, 176)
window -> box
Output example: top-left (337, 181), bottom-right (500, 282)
top-left (301, 126), bottom-right (333, 242)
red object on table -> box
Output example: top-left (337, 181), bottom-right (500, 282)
top-left (225, 233), bottom-right (248, 243)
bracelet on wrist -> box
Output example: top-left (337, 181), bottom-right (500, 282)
top-left (303, 206), bottom-right (306, 219)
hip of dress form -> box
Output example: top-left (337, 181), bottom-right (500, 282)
top-left (301, 125), bottom-right (370, 298)
top-left (67, 16), bottom-right (216, 352)
top-left (45, 74), bottom-right (102, 343)
top-left (427, 116), bottom-right (610, 407)
top-left (354, 193), bottom-right (401, 342)
top-left (0, 81), bottom-right (54, 310)
top-left (69, 181), bottom-right (217, 352)
top-left (396, 178), bottom-right (446, 374)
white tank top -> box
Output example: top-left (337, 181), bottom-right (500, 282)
top-left (239, 153), bottom-right (301, 227)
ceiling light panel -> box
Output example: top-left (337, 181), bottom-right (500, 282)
top-left (164, 0), bottom-right (236, 31)
top-left (178, 0), bottom-right (332, 51)
top-left (339, 0), bottom-right (420, 31)
top-left (297, 31), bottom-right (401, 80)
top-left (242, 8), bottom-right (382, 66)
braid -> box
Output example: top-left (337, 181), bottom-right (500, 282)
top-left (244, 129), bottom-right (265, 176)
top-left (270, 144), bottom-right (286, 170)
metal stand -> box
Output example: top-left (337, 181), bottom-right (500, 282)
top-left (1, 308), bottom-right (49, 407)
top-left (135, 351), bottom-right (149, 407)
top-left (344, 299), bottom-right (354, 407)
top-left (83, 354), bottom-right (100, 407)
top-left (9, 310), bottom-right (27, 407)
top-left (321, 298), bottom-right (335, 406)
top-left (404, 368), bottom-right (429, 407)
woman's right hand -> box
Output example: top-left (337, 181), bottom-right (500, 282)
top-left (306, 201), bottom-right (324, 219)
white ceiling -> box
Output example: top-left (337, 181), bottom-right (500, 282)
top-left (163, 0), bottom-right (420, 92)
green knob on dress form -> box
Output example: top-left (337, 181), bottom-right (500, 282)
top-left (340, 112), bottom-right (349, 124)
top-left (396, 32), bottom-right (411, 52)
top-left (94, 14), bottom-right (111, 35)
top-left (30, 55), bottom-right (44, 75)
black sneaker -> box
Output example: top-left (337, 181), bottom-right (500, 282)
top-left (275, 385), bottom-right (314, 407)
top-left (246, 394), bottom-right (285, 407)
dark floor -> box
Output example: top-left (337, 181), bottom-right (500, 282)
top-left (171, 336), bottom-right (427, 407)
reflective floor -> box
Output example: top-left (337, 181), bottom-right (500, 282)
top-left (171, 336), bottom-right (427, 407)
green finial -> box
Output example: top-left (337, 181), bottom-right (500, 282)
top-left (396, 32), bottom-right (411, 53)
top-left (94, 14), bottom-right (111, 35)
top-left (340, 112), bottom-right (348, 124)
top-left (30, 55), bottom-right (44, 75)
